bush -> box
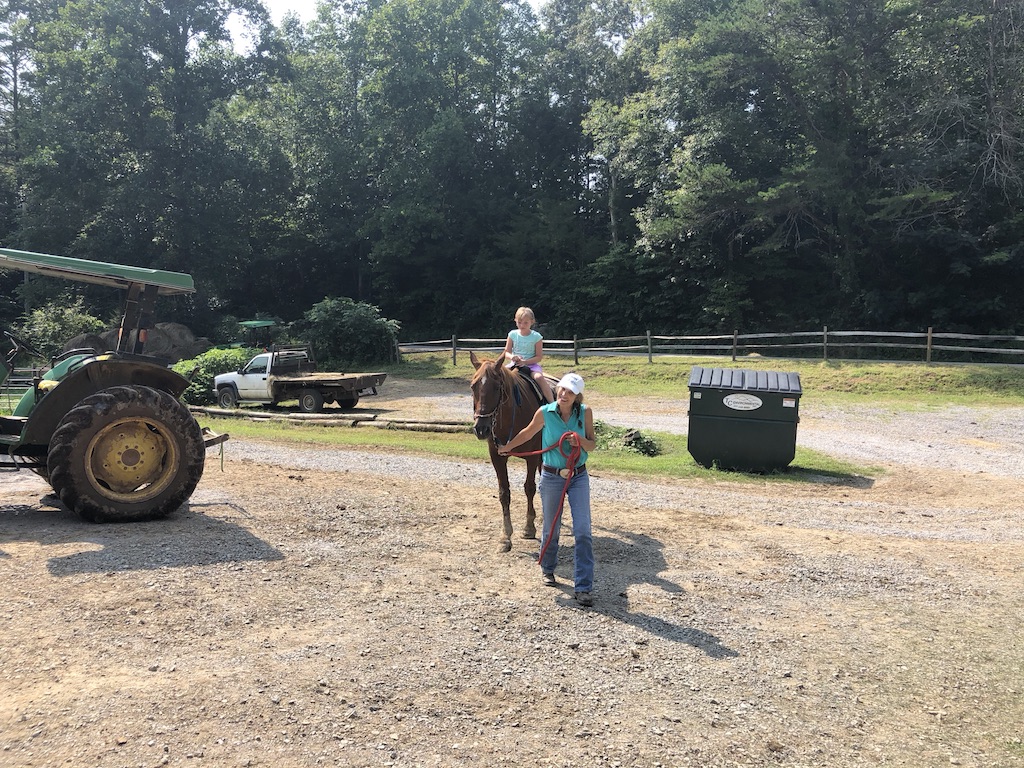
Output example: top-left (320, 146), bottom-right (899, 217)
top-left (291, 297), bottom-right (400, 367)
top-left (594, 421), bottom-right (662, 456)
top-left (173, 347), bottom-right (258, 405)
top-left (16, 296), bottom-right (106, 358)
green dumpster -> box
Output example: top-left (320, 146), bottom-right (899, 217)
top-left (687, 366), bottom-right (801, 472)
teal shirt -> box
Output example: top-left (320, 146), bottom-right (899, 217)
top-left (508, 329), bottom-right (542, 359)
top-left (540, 401), bottom-right (589, 469)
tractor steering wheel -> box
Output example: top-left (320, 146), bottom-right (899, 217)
top-left (4, 330), bottom-right (46, 360)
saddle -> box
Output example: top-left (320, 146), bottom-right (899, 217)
top-left (510, 364), bottom-right (551, 405)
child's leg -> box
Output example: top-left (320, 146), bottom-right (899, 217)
top-left (534, 370), bottom-right (554, 401)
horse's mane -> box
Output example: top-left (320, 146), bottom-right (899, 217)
top-left (471, 355), bottom-right (546, 414)
top-left (470, 355), bottom-right (515, 387)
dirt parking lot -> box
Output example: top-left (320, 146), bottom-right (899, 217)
top-left (1, 379), bottom-right (1023, 767)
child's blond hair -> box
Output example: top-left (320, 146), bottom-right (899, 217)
top-left (515, 307), bottom-right (536, 325)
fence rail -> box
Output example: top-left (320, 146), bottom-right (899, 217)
top-left (7, 367), bottom-right (37, 385)
top-left (398, 327), bottom-right (1024, 366)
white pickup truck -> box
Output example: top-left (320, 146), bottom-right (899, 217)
top-left (213, 344), bottom-right (386, 413)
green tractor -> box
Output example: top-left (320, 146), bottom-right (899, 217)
top-left (0, 247), bottom-right (226, 523)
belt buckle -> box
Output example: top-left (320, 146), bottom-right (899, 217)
top-left (557, 467), bottom-right (570, 478)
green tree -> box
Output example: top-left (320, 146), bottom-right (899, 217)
top-left (291, 296), bottom-right (399, 366)
top-left (587, 0), bottom-right (1024, 333)
top-left (14, 0), bottom-right (286, 332)
top-left (352, 0), bottom-right (546, 335)
top-left (16, 294), bottom-right (105, 357)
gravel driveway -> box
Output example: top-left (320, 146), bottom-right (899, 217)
top-left (2, 381), bottom-right (1023, 768)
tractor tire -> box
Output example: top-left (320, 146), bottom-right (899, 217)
top-left (336, 394), bottom-right (360, 410)
top-left (298, 389), bottom-right (324, 413)
top-left (47, 385), bottom-right (206, 523)
top-left (217, 386), bottom-right (238, 409)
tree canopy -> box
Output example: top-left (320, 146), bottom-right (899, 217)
top-left (0, 0), bottom-right (1021, 341)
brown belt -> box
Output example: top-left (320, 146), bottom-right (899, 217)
top-left (542, 464), bottom-right (585, 478)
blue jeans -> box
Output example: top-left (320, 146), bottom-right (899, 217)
top-left (538, 469), bottom-right (593, 593)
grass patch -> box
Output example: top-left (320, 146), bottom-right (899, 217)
top-left (392, 352), bottom-right (1024, 406)
top-left (202, 415), bottom-right (481, 460)
top-left (199, 415), bottom-right (871, 486)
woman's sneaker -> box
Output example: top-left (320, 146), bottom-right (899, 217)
top-left (574, 592), bottom-right (593, 607)
top-left (542, 572), bottom-right (557, 587)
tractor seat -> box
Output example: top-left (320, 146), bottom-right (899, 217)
top-left (0, 415), bottom-right (26, 436)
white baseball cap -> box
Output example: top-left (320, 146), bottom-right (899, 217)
top-left (557, 372), bottom-right (585, 395)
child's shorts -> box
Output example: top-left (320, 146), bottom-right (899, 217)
top-left (507, 361), bottom-right (543, 374)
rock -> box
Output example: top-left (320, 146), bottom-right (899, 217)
top-left (63, 322), bottom-right (211, 362)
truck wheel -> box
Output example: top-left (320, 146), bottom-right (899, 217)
top-left (336, 394), bottom-right (360, 410)
top-left (298, 389), bottom-right (324, 413)
top-left (217, 387), bottom-right (238, 409)
top-left (47, 385), bottom-right (205, 523)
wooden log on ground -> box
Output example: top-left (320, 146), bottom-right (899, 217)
top-left (193, 406), bottom-right (376, 422)
top-left (360, 421), bottom-right (471, 433)
top-left (281, 418), bottom-right (362, 427)
top-left (190, 406), bottom-right (470, 432)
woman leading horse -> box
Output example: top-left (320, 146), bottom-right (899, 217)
top-left (498, 372), bottom-right (596, 607)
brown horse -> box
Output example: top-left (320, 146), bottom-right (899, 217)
top-left (470, 351), bottom-right (545, 552)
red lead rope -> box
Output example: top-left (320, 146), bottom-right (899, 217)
top-left (506, 431), bottom-right (582, 564)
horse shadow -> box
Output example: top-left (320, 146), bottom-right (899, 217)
top-left (547, 527), bottom-right (738, 659)
top-left (0, 495), bottom-right (283, 576)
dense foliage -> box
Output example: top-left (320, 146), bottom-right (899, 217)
top-left (16, 297), bottom-right (106, 358)
top-left (290, 297), bottom-right (401, 368)
top-left (172, 347), bottom-right (260, 405)
top-left (0, 0), bottom-right (1021, 340)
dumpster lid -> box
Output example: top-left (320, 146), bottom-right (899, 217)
top-left (689, 366), bottom-right (801, 394)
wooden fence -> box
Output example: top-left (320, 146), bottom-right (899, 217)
top-left (6, 367), bottom-right (37, 387)
top-left (398, 327), bottom-right (1024, 366)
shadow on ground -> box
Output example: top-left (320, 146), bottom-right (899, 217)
top-left (0, 498), bottom-right (282, 575)
top-left (545, 526), bottom-right (739, 659)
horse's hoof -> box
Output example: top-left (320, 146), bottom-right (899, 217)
top-left (522, 528), bottom-right (537, 540)
top-left (498, 540), bottom-right (512, 553)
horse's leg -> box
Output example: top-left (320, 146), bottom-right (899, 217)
top-left (488, 440), bottom-right (514, 552)
top-left (523, 455), bottom-right (539, 540)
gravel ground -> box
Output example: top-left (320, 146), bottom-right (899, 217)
top-left (2, 382), bottom-right (1023, 768)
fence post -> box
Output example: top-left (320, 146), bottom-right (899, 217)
top-left (573, 335), bottom-right (579, 366)
top-left (451, 335), bottom-right (457, 366)
top-left (926, 326), bottom-right (933, 364)
top-left (823, 326), bottom-right (828, 361)
top-left (732, 329), bottom-right (738, 361)
top-left (646, 330), bottom-right (652, 363)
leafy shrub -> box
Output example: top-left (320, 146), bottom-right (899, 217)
top-left (172, 347), bottom-right (258, 405)
top-left (291, 297), bottom-right (400, 367)
top-left (594, 420), bottom-right (662, 456)
top-left (16, 296), bottom-right (106, 358)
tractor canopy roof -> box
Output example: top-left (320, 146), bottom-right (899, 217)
top-left (0, 248), bottom-right (195, 295)
top-left (238, 319), bottom-right (278, 329)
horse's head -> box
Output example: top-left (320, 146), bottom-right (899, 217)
top-left (470, 351), bottom-right (509, 441)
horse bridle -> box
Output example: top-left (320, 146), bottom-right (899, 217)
top-left (473, 364), bottom-right (513, 442)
